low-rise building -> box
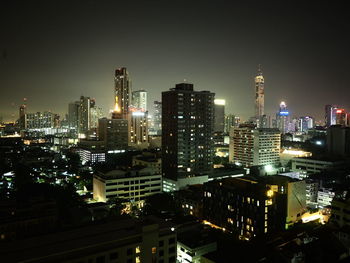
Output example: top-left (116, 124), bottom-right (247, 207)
top-left (93, 167), bottom-right (162, 207)
top-left (132, 153), bottom-right (161, 174)
top-left (291, 157), bottom-right (344, 174)
top-left (318, 188), bottom-right (335, 208)
top-left (331, 196), bottom-right (350, 228)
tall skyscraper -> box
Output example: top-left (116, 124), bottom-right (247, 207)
top-left (325, 105), bottom-right (338, 127)
top-left (132, 90), bottom-right (147, 112)
top-left (214, 99), bottom-right (225, 133)
top-left (152, 101), bottom-right (162, 135)
top-left (276, 101), bottom-right (290, 134)
top-left (68, 101), bottom-right (80, 130)
top-left (129, 107), bottom-right (149, 148)
top-left (254, 66), bottom-right (264, 118)
top-left (19, 102), bottom-right (27, 130)
top-left (114, 67), bottom-right (131, 119)
top-left (162, 83), bottom-right (214, 191)
top-left (78, 96), bottom-right (92, 134)
top-left (229, 125), bottom-right (281, 167)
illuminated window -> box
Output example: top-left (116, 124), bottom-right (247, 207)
top-left (136, 246), bottom-right (141, 253)
top-left (264, 227), bottom-right (268, 233)
top-left (136, 256), bottom-right (141, 263)
top-left (265, 221), bottom-right (268, 227)
top-left (265, 207), bottom-right (268, 213)
top-left (257, 200), bottom-right (260, 207)
top-left (247, 197), bottom-right (250, 204)
top-left (152, 247), bottom-right (157, 254)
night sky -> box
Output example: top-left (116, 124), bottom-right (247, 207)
top-left (0, 1), bottom-right (349, 122)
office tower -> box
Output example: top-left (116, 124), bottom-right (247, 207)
top-left (19, 103), bottom-right (27, 130)
top-left (132, 89), bottom-right (147, 111)
top-left (129, 107), bottom-right (149, 148)
top-left (98, 118), bottom-right (128, 150)
top-left (90, 104), bottom-right (103, 129)
top-left (229, 125), bottom-right (280, 167)
top-left (255, 66), bottom-right (264, 118)
top-left (114, 67), bottom-right (131, 119)
top-left (162, 83), bottom-right (214, 190)
top-left (203, 175), bottom-right (306, 239)
top-left (214, 99), bottom-right (225, 133)
top-left (276, 101), bottom-right (290, 134)
top-left (336, 108), bottom-right (348, 126)
top-left (153, 101), bottom-right (162, 135)
top-left (68, 101), bottom-right (80, 129)
top-left (327, 125), bottom-right (350, 157)
top-left (298, 116), bottom-right (314, 132)
top-left (325, 105), bottom-right (338, 127)
top-left (78, 96), bottom-right (92, 134)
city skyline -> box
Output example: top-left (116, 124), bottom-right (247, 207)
top-left (1, 1), bottom-right (349, 121)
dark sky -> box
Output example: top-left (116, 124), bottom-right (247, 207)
top-left (0, 1), bottom-right (349, 122)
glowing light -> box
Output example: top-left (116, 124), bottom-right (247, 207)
top-left (315, 141), bottom-right (322, 145)
top-left (264, 164), bottom-right (274, 172)
top-left (114, 96), bottom-right (121, 112)
top-left (132, 112), bottom-right (145, 117)
top-left (267, 190), bottom-right (274, 197)
top-left (214, 99), bottom-right (226, 105)
top-left (336, 109), bottom-right (344, 113)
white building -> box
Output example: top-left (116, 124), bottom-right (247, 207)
top-left (132, 89), bottom-right (147, 111)
top-left (317, 188), bottom-right (335, 208)
top-left (229, 126), bottom-right (280, 167)
top-left (291, 157), bottom-right (344, 174)
top-left (93, 167), bottom-right (161, 207)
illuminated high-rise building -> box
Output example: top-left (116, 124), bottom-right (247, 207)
top-left (153, 101), bottom-right (162, 135)
top-left (336, 109), bottom-right (348, 126)
top-left (325, 105), bottom-right (338, 127)
top-left (129, 107), bottom-right (149, 148)
top-left (214, 99), bottom-right (225, 133)
top-left (298, 116), bottom-right (314, 132)
top-left (254, 66), bottom-right (264, 118)
top-left (276, 101), bottom-right (290, 134)
top-left (132, 90), bottom-right (147, 112)
top-left (114, 67), bottom-right (131, 119)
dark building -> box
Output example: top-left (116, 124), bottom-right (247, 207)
top-left (327, 125), bottom-right (350, 157)
top-left (203, 176), bottom-right (306, 240)
top-left (162, 83), bottom-right (214, 190)
top-left (98, 118), bottom-right (128, 150)
top-left (0, 217), bottom-right (177, 263)
top-left (114, 67), bottom-right (132, 119)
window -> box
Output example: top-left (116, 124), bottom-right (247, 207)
top-left (152, 247), bottom-right (157, 254)
top-left (127, 259), bottom-right (132, 263)
top-left (127, 248), bottom-right (133, 255)
top-left (159, 240), bottom-right (164, 247)
top-left (159, 249), bottom-right (164, 256)
top-left (169, 256), bottom-right (176, 263)
top-left (169, 246), bottom-right (175, 253)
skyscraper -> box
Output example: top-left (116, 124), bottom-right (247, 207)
top-left (68, 101), bottom-right (79, 130)
top-left (254, 66), bottom-right (264, 118)
top-left (114, 67), bottom-right (131, 119)
top-left (129, 107), bottom-right (149, 148)
top-left (214, 99), bottom-right (225, 133)
top-left (132, 90), bottom-right (147, 112)
top-left (162, 83), bottom-right (214, 191)
top-left (276, 101), bottom-right (290, 134)
top-left (98, 118), bottom-right (128, 150)
top-left (325, 105), bottom-right (338, 127)
top-left (19, 103), bottom-right (27, 130)
top-left (152, 101), bottom-right (162, 135)
top-left (78, 96), bottom-right (92, 134)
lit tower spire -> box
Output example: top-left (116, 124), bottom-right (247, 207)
top-left (254, 65), bottom-right (265, 118)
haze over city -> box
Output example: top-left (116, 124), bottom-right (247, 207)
top-left (1, 1), bottom-right (349, 121)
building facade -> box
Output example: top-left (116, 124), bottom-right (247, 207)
top-left (114, 67), bottom-right (131, 119)
top-left (255, 67), bottom-right (265, 118)
top-left (132, 89), bottom-right (147, 111)
top-left (162, 83), bottom-right (214, 188)
top-left (229, 125), bottom-right (281, 167)
top-left (98, 118), bottom-right (129, 150)
top-left (93, 167), bottom-right (162, 206)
